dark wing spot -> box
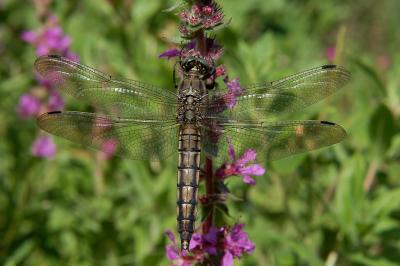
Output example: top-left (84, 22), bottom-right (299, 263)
top-left (322, 65), bottom-right (337, 69)
top-left (48, 54), bottom-right (62, 59)
top-left (321, 120), bottom-right (336, 126)
top-left (47, 111), bottom-right (62, 114)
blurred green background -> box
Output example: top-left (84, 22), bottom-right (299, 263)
top-left (1, 0), bottom-right (400, 265)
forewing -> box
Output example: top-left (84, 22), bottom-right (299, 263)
top-left (37, 111), bottom-right (179, 160)
top-left (34, 55), bottom-right (177, 119)
top-left (207, 65), bottom-right (351, 120)
top-left (202, 120), bottom-right (347, 164)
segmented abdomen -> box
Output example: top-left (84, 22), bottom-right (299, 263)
top-left (177, 124), bottom-right (201, 250)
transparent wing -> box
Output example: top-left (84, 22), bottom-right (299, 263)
top-left (202, 120), bottom-right (347, 164)
top-left (37, 111), bottom-right (179, 160)
top-left (206, 65), bottom-right (351, 120)
top-left (34, 55), bottom-right (177, 119)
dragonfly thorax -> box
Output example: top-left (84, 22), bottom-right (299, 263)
top-left (177, 77), bottom-right (208, 124)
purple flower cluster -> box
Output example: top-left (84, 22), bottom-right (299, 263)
top-left (215, 140), bottom-right (266, 185)
top-left (19, 14), bottom-right (78, 158)
top-left (223, 78), bottom-right (244, 109)
top-left (166, 224), bottom-right (255, 266)
top-left (179, 1), bottom-right (224, 37)
top-left (21, 14), bottom-right (78, 60)
top-left (31, 136), bottom-right (57, 158)
top-left (17, 93), bottom-right (41, 118)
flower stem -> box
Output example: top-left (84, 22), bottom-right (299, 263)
top-left (195, 30), bottom-right (207, 56)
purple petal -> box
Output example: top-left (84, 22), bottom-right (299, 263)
top-left (21, 31), bottom-right (37, 43)
top-left (36, 44), bottom-right (50, 56)
top-left (240, 164), bottom-right (266, 176)
top-left (37, 76), bottom-right (53, 88)
top-left (204, 226), bottom-right (219, 245)
top-left (31, 136), bottom-right (56, 158)
top-left (159, 48), bottom-right (180, 59)
top-left (226, 78), bottom-right (243, 95)
top-left (165, 229), bottom-right (176, 244)
top-left (44, 26), bottom-right (63, 39)
top-left (222, 251), bottom-right (234, 266)
top-left (204, 246), bottom-right (218, 256)
top-left (227, 139), bottom-right (236, 161)
top-left (242, 175), bottom-right (256, 185)
top-left (189, 233), bottom-right (202, 250)
top-left (48, 91), bottom-right (64, 110)
top-left (236, 149), bottom-right (257, 165)
top-left (58, 36), bottom-right (71, 51)
top-left (186, 40), bottom-right (196, 50)
top-left (101, 139), bottom-right (118, 159)
top-left (225, 224), bottom-right (256, 257)
top-left (65, 51), bottom-right (80, 62)
top-left (17, 94), bottom-right (41, 118)
top-left (165, 245), bottom-right (179, 260)
top-left (223, 92), bottom-right (236, 109)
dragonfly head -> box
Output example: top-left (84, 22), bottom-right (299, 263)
top-left (180, 56), bottom-right (215, 80)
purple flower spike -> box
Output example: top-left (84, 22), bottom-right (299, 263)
top-left (21, 14), bottom-right (79, 61)
top-left (215, 140), bottom-right (266, 185)
top-left (18, 94), bottom-right (41, 118)
top-left (31, 136), bottom-right (56, 158)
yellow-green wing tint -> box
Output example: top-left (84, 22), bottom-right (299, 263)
top-left (34, 55), bottom-right (177, 120)
top-left (37, 111), bottom-right (179, 160)
top-left (202, 120), bottom-right (347, 164)
top-left (207, 65), bottom-right (351, 120)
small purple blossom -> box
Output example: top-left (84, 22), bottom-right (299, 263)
top-left (223, 78), bottom-right (243, 109)
top-left (215, 140), bottom-right (266, 185)
top-left (20, 13), bottom-right (79, 159)
top-left (159, 40), bottom-right (197, 61)
top-left (223, 223), bottom-right (255, 264)
top-left (31, 136), bottom-right (56, 158)
top-left (179, 2), bottom-right (224, 37)
top-left (165, 230), bottom-right (204, 266)
top-left (21, 14), bottom-right (78, 61)
top-left (17, 94), bottom-right (41, 118)
top-left (180, 223), bottom-right (255, 266)
top-left (190, 227), bottom-right (221, 255)
top-left (21, 31), bottom-right (37, 43)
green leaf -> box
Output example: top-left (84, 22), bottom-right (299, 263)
top-left (350, 253), bottom-right (399, 266)
top-left (369, 104), bottom-right (396, 157)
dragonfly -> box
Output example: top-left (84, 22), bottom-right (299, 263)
top-left (34, 54), bottom-right (351, 250)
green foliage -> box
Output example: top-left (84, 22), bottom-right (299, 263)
top-left (1, 0), bottom-right (400, 265)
